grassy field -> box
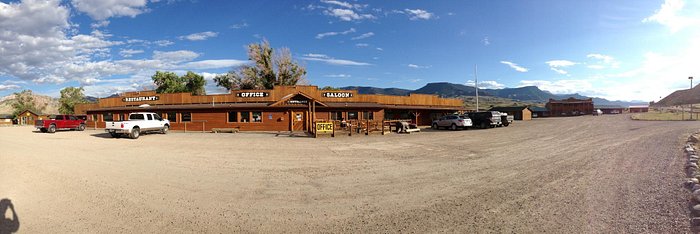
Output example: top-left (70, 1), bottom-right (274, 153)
top-left (631, 110), bottom-right (700, 121)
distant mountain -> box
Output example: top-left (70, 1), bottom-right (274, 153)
top-left (338, 86), bottom-right (411, 96)
top-left (337, 82), bottom-right (647, 107)
top-left (85, 96), bottom-right (99, 102)
top-left (412, 82), bottom-right (495, 97)
top-left (0, 93), bottom-right (59, 115)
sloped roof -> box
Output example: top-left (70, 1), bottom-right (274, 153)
top-left (594, 105), bottom-right (625, 109)
top-left (529, 106), bottom-right (548, 112)
top-left (0, 114), bottom-right (13, 119)
top-left (489, 106), bottom-right (530, 112)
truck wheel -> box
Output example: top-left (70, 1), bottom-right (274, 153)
top-left (78, 124), bottom-right (86, 131)
top-left (503, 122), bottom-right (509, 127)
top-left (432, 123), bottom-right (438, 130)
top-left (161, 125), bottom-right (169, 134)
top-left (130, 127), bottom-right (140, 139)
top-left (450, 124), bottom-right (457, 131)
top-left (48, 124), bottom-right (56, 133)
top-left (40, 128), bottom-right (47, 133)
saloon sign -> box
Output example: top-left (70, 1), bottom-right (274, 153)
top-left (322, 92), bottom-right (353, 98)
top-left (123, 96), bottom-right (159, 102)
top-left (236, 92), bottom-right (269, 98)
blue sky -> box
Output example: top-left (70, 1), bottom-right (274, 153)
top-left (0, 0), bottom-right (699, 101)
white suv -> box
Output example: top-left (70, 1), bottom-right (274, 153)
top-left (432, 115), bottom-right (473, 130)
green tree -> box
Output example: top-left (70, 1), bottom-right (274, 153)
top-left (214, 39), bottom-right (307, 91)
top-left (320, 86), bottom-right (339, 90)
top-left (151, 71), bottom-right (207, 95)
top-left (58, 87), bottom-right (87, 114)
top-left (183, 71), bottom-right (207, 95)
top-left (10, 90), bottom-right (45, 117)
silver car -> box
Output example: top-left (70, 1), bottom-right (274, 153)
top-left (432, 115), bottom-right (473, 130)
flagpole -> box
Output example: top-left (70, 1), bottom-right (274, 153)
top-left (475, 64), bottom-right (479, 112)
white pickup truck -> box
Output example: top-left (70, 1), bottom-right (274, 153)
top-left (105, 112), bottom-right (170, 139)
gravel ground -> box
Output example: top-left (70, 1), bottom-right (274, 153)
top-left (1, 114), bottom-right (698, 233)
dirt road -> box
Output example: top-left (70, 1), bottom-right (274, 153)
top-left (1, 114), bottom-right (698, 232)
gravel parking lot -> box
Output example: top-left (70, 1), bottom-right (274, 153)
top-left (1, 114), bottom-right (698, 233)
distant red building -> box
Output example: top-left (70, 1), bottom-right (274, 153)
top-left (629, 106), bottom-right (649, 113)
top-left (595, 105), bottom-right (625, 114)
top-left (546, 98), bottom-right (594, 117)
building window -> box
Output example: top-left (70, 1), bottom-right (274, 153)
top-left (252, 112), bottom-right (262, 122)
top-left (181, 112), bottom-right (191, 122)
top-left (348, 111), bottom-right (358, 120)
top-left (228, 111), bottom-right (238, 122)
top-left (240, 112), bottom-right (250, 122)
top-left (330, 111), bottom-right (342, 121)
top-left (167, 112), bottom-right (177, 122)
top-left (363, 111), bottom-right (374, 120)
top-left (103, 113), bottom-right (113, 122)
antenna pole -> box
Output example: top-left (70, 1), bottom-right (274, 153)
top-left (475, 64), bottom-right (479, 112)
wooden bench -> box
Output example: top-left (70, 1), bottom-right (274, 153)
top-left (211, 128), bottom-right (239, 133)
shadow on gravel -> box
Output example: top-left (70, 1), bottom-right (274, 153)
top-left (0, 198), bottom-right (19, 234)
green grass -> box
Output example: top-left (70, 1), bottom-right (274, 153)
top-left (631, 110), bottom-right (700, 121)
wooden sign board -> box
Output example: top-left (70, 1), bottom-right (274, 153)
top-left (316, 122), bottom-right (334, 133)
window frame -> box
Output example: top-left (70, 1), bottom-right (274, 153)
top-left (227, 111), bottom-right (238, 123)
top-left (181, 112), bottom-right (192, 122)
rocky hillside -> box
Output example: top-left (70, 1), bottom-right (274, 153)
top-left (655, 85), bottom-right (700, 106)
top-left (0, 93), bottom-right (59, 115)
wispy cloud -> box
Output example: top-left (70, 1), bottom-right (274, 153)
top-left (546, 60), bottom-right (577, 75)
top-left (586, 53), bottom-right (620, 69)
top-left (324, 8), bottom-right (375, 21)
top-left (482, 37), bottom-right (490, 46)
top-left (466, 80), bottom-right (506, 89)
top-left (316, 28), bottom-right (355, 39)
top-left (407, 63), bottom-right (430, 69)
top-left (500, 61), bottom-right (529, 72)
top-left (119, 49), bottom-right (144, 58)
top-left (518, 79), bottom-right (593, 94)
top-left (355, 43), bottom-right (369, 47)
top-left (0, 84), bottom-right (21, 91)
top-left (643, 0), bottom-right (700, 33)
top-left (324, 74), bottom-right (351, 78)
top-left (351, 32), bottom-right (374, 40)
top-left (230, 22), bottom-right (249, 29)
top-left (404, 9), bottom-right (435, 20)
top-left (179, 31), bottom-right (219, 41)
top-left (301, 53), bottom-right (371, 66)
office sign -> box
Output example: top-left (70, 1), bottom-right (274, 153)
top-left (236, 92), bottom-right (269, 98)
top-left (322, 92), bottom-right (353, 98)
top-left (123, 96), bottom-right (159, 102)
top-left (316, 122), bottom-right (334, 133)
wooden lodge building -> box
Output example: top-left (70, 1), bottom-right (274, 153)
top-left (545, 98), bottom-right (594, 117)
top-left (74, 86), bottom-right (463, 132)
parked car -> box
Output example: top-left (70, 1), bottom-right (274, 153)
top-left (466, 111), bottom-right (502, 129)
top-left (432, 115), bottom-right (472, 130)
top-left (500, 113), bottom-right (514, 127)
top-left (105, 112), bottom-right (170, 139)
top-left (35, 115), bottom-right (86, 133)
top-left (593, 109), bottom-right (603, 116)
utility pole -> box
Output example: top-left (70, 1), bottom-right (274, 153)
top-left (691, 76), bottom-right (694, 120)
top-left (475, 64), bottom-right (479, 112)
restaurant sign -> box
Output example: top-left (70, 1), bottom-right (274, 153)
top-left (123, 96), bottom-right (159, 102)
top-left (237, 92), bottom-right (269, 98)
top-left (322, 92), bottom-right (353, 98)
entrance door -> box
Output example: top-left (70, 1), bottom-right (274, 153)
top-left (291, 111), bottom-right (306, 131)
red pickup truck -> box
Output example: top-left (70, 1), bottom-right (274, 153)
top-left (35, 115), bottom-right (86, 133)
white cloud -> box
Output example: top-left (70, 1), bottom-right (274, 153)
top-left (119, 49), bottom-right (144, 58)
top-left (320, 0), bottom-right (352, 9)
top-left (0, 84), bottom-right (21, 91)
top-left (404, 9), bottom-right (435, 20)
top-left (483, 37), bottom-right (490, 46)
top-left (376, 47), bottom-right (383, 51)
top-left (180, 59), bottom-right (248, 69)
top-left (643, 0), bottom-right (700, 33)
top-left (466, 80), bottom-right (506, 89)
top-left (546, 60), bottom-right (577, 75)
top-left (316, 28), bottom-right (355, 39)
top-left (407, 64), bottom-right (430, 69)
top-left (152, 50), bottom-right (200, 63)
top-left (71, 0), bottom-right (149, 21)
top-left (301, 54), bottom-right (371, 66)
top-left (500, 61), bottom-right (529, 72)
top-left (587, 53), bottom-right (620, 69)
top-left (355, 43), bottom-right (369, 47)
top-left (230, 22), bottom-right (249, 29)
top-left (324, 8), bottom-right (375, 21)
top-left (178, 31), bottom-right (218, 41)
top-left (351, 32), bottom-right (374, 40)
top-left (153, 40), bottom-right (174, 47)
top-left (518, 80), bottom-right (593, 94)
top-left (324, 74), bottom-right (351, 78)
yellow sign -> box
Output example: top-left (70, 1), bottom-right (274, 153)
top-left (26, 112), bottom-right (30, 116)
top-left (316, 122), bottom-right (334, 133)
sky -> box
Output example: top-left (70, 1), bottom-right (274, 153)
top-left (0, 0), bottom-right (699, 102)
